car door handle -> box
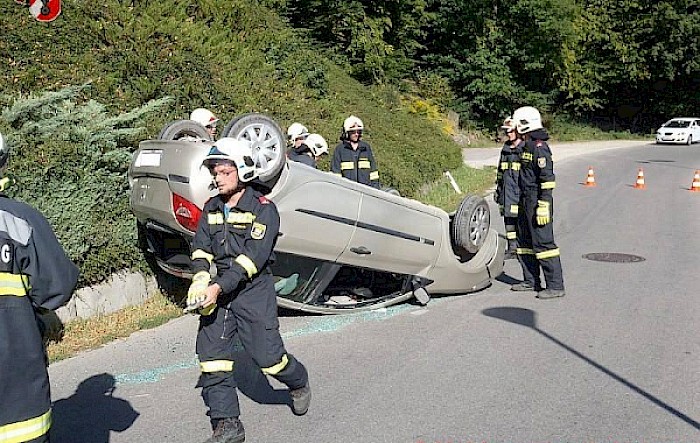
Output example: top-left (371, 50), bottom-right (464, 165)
top-left (350, 246), bottom-right (372, 255)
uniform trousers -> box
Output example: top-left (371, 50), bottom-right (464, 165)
top-left (516, 193), bottom-right (564, 290)
top-left (196, 272), bottom-right (308, 421)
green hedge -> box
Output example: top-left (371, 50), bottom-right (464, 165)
top-left (0, 0), bottom-right (463, 287)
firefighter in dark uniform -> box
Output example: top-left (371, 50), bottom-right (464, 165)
top-left (186, 138), bottom-right (310, 443)
top-left (286, 122), bottom-right (315, 168)
top-left (494, 117), bottom-right (523, 260)
top-left (331, 115), bottom-right (380, 188)
top-left (510, 106), bottom-right (566, 299)
top-left (286, 124), bottom-right (328, 169)
top-left (0, 131), bottom-right (79, 443)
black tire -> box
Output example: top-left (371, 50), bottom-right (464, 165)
top-left (451, 194), bottom-right (490, 254)
top-left (687, 136), bottom-right (693, 146)
top-left (220, 113), bottom-right (287, 182)
top-left (158, 120), bottom-right (212, 141)
top-left (219, 115), bottom-right (243, 140)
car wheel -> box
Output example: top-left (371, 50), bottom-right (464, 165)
top-left (220, 113), bottom-right (286, 182)
top-left (381, 186), bottom-right (401, 196)
top-left (687, 136), bottom-right (693, 146)
top-left (451, 194), bottom-right (490, 254)
top-left (158, 120), bottom-right (212, 141)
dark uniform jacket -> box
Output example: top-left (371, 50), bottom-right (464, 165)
top-left (495, 140), bottom-right (524, 217)
top-left (190, 187), bottom-right (279, 301)
top-left (288, 144), bottom-right (316, 168)
top-left (0, 194), bottom-right (79, 442)
top-left (518, 130), bottom-right (556, 204)
top-left (330, 140), bottom-right (380, 188)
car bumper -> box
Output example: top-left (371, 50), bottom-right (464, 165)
top-left (425, 229), bottom-right (504, 294)
top-left (656, 136), bottom-right (688, 144)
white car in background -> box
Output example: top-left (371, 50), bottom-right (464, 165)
top-left (655, 117), bottom-right (700, 145)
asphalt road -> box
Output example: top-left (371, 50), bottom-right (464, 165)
top-left (48, 141), bottom-right (700, 443)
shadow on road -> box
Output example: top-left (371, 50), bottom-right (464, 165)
top-left (51, 373), bottom-right (139, 443)
top-left (496, 273), bottom-right (521, 286)
top-left (232, 347), bottom-right (293, 408)
top-left (482, 307), bottom-right (699, 431)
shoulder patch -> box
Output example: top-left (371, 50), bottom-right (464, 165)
top-left (251, 222), bottom-right (267, 240)
top-left (258, 196), bottom-right (270, 205)
top-left (538, 157), bottom-right (547, 168)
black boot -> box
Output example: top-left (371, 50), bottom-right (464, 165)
top-left (290, 383), bottom-right (311, 416)
top-left (204, 418), bottom-right (245, 443)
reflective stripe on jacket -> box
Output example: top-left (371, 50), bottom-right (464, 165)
top-left (518, 130), bottom-right (556, 205)
top-left (0, 195), bottom-right (79, 442)
top-left (330, 140), bottom-right (380, 188)
top-left (495, 140), bottom-right (524, 217)
top-left (190, 187), bottom-right (280, 296)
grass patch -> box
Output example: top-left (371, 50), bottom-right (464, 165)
top-left (550, 123), bottom-right (651, 142)
top-left (418, 165), bottom-right (495, 211)
top-left (47, 293), bottom-right (182, 364)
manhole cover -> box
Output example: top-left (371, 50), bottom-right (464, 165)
top-left (582, 253), bottom-right (646, 263)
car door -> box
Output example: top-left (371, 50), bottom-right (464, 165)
top-left (337, 189), bottom-right (442, 276)
top-left (694, 120), bottom-right (700, 141)
top-left (272, 171), bottom-right (361, 263)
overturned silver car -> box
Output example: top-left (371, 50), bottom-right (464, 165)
top-left (128, 114), bottom-right (504, 314)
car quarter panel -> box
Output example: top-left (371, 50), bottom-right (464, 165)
top-left (130, 176), bottom-right (178, 229)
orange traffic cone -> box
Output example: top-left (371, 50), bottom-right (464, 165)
top-left (584, 166), bottom-right (597, 187)
top-left (691, 170), bottom-right (700, 192)
top-left (634, 168), bottom-right (646, 189)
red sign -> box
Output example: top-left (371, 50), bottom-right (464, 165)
top-left (29, 0), bottom-right (61, 22)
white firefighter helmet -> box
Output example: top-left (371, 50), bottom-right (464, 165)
top-left (190, 108), bottom-right (219, 127)
top-left (512, 106), bottom-right (543, 133)
top-left (202, 138), bottom-right (258, 182)
top-left (343, 115), bottom-right (364, 132)
top-left (500, 116), bottom-right (516, 131)
top-left (304, 133), bottom-right (329, 157)
top-left (287, 122), bottom-right (309, 141)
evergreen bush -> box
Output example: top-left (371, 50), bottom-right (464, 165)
top-left (1, 84), bottom-right (171, 286)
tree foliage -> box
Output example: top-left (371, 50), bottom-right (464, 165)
top-left (284, 0), bottom-right (432, 83)
top-left (281, 0), bottom-right (699, 130)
